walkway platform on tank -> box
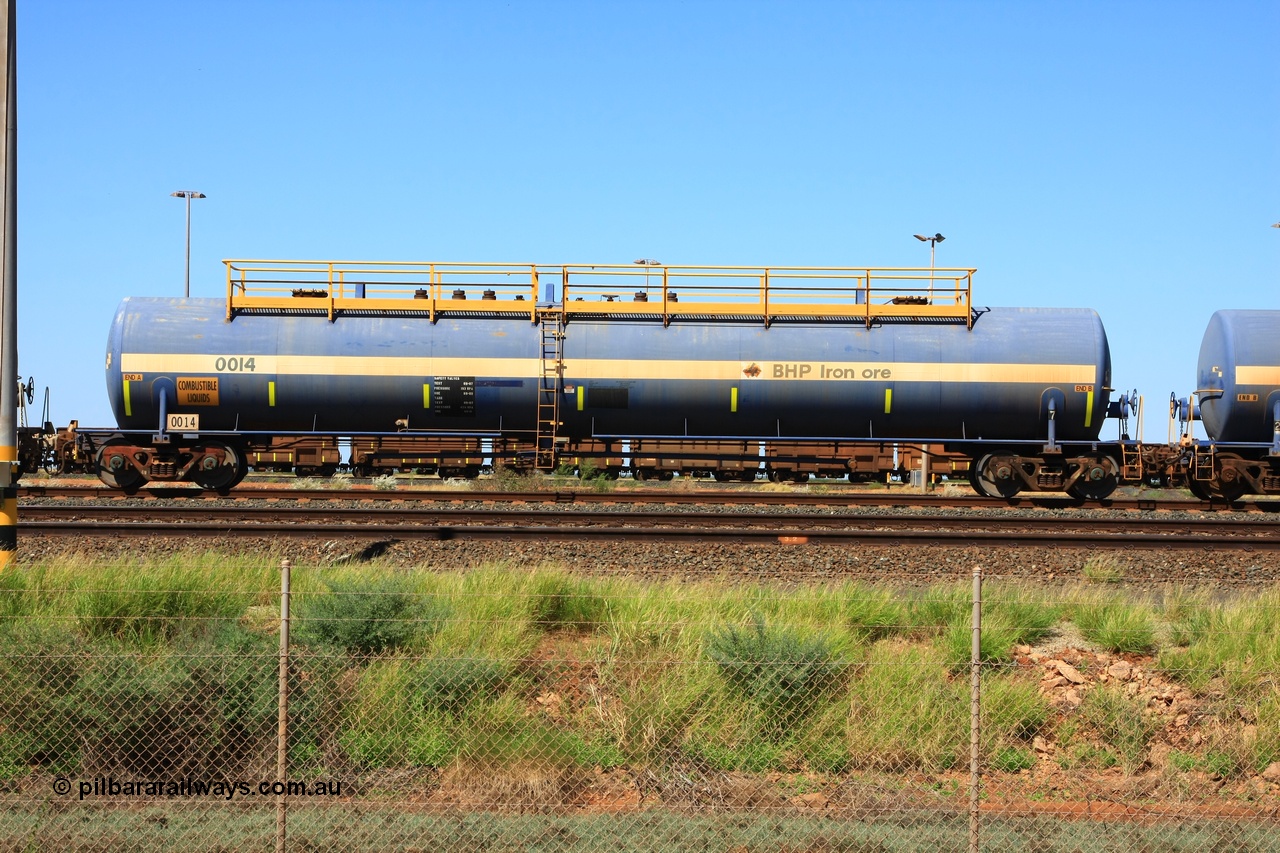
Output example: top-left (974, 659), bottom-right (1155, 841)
top-left (222, 259), bottom-right (976, 328)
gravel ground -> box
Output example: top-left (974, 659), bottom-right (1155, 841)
top-left (15, 526), bottom-right (1280, 590)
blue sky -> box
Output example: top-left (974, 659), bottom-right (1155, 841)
top-left (17, 0), bottom-right (1279, 438)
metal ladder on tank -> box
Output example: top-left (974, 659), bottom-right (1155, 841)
top-left (535, 309), bottom-right (565, 471)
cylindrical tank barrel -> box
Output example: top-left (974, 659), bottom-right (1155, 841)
top-left (106, 298), bottom-right (1111, 443)
top-left (1197, 310), bottom-right (1280, 443)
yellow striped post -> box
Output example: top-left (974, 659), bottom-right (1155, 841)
top-left (0, 446), bottom-right (13, 570)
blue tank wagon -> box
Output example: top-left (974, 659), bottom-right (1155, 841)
top-left (95, 260), bottom-right (1125, 498)
top-left (1186, 310), bottom-right (1280, 499)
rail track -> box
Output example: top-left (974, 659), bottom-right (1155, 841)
top-left (16, 483), bottom-right (1278, 513)
top-left (18, 503), bottom-right (1280, 551)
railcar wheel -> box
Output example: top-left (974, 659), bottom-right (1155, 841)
top-left (189, 442), bottom-right (243, 493)
top-left (1186, 475), bottom-right (1213, 501)
top-left (1066, 456), bottom-right (1119, 502)
top-left (95, 438), bottom-right (146, 493)
top-left (972, 453), bottom-right (1022, 499)
top-left (1212, 454), bottom-right (1249, 503)
top-left (230, 453), bottom-right (250, 488)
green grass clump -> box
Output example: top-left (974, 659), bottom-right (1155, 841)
top-left (1159, 585), bottom-right (1215, 647)
top-left (338, 657), bottom-right (426, 767)
top-left (1255, 695), bottom-right (1280, 772)
top-left (846, 644), bottom-right (964, 771)
top-left (987, 587), bottom-right (1061, 645)
top-left (990, 746), bottom-right (1035, 773)
top-left (75, 562), bottom-right (257, 643)
top-left (840, 584), bottom-right (906, 642)
top-left (705, 614), bottom-right (850, 735)
top-left (906, 586), bottom-right (971, 635)
top-left (417, 655), bottom-right (512, 715)
top-left (0, 568), bottom-right (31, 623)
top-left (295, 575), bottom-right (448, 654)
top-left (0, 624), bottom-right (86, 773)
top-left (983, 674), bottom-right (1051, 745)
top-left (1069, 590), bottom-right (1156, 653)
top-left (526, 570), bottom-right (611, 630)
top-left (1156, 587), bottom-right (1280, 699)
top-left (938, 590), bottom-right (1058, 672)
top-left (0, 622), bottom-right (297, 777)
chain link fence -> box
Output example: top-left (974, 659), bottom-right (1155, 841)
top-left (1, 556), bottom-right (1278, 851)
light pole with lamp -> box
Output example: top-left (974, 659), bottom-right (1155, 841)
top-left (633, 258), bottom-right (660, 298)
top-left (171, 190), bottom-right (206, 297)
top-left (910, 232), bottom-right (945, 492)
top-left (913, 232), bottom-right (944, 302)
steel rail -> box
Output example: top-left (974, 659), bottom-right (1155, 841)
top-left (18, 520), bottom-right (1280, 550)
top-left (17, 504), bottom-right (1280, 538)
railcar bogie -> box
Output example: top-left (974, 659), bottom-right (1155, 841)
top-left (89, 434), bottom-right (247, 494)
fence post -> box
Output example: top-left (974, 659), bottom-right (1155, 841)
top-left (277, 558), bottom-right (292, 853)
top-left (969, 564), bottom-right (982, 853)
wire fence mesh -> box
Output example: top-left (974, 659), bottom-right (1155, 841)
top-left (1, 557), bottom-right (1278, 852)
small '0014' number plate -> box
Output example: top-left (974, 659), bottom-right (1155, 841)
top-left (167, 414), bottom-right (199, 431)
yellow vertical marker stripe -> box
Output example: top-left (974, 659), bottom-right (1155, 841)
top-left (423, 383), bottom-right (431, 409)
top-left (577, 386), bottom-right (585, 411)
top-left (731, 386), bottom-right (738, 412)
top-left (884, 388), bottom-right (893, 414)
top-left (123, 380), bottom-right (133, 418)
top-left (1084, 391), bottom-right (1094, 428)
top-left (2, 443), bottom-right (16, 566)
top-left (268, 381), bottom-right (276, 407)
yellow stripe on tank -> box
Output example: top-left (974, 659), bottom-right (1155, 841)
top-left (731, 387), bottom-right (738, 412)
top-left (423, 383), bottom-right (431, 409)
top-left (1084, 391), bottom-right (1094, 428)
top-left (884, 389), bottom-right (892, 414)
top-left (268, 381), bottom-right (276, 407)
top-left (121, 354), bottom-right (540, 378)
top-left (577, 385), bottom-right (584, 411)
top-left (123, 380), bottom-right (133, 417)
top-left (1236, 366), bottom-right (1280, 385)
top-left (120, 353), bottom-right (1097, 385)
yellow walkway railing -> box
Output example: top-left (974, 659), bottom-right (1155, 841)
top-left (223, 260), bottom-right (976, 328)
